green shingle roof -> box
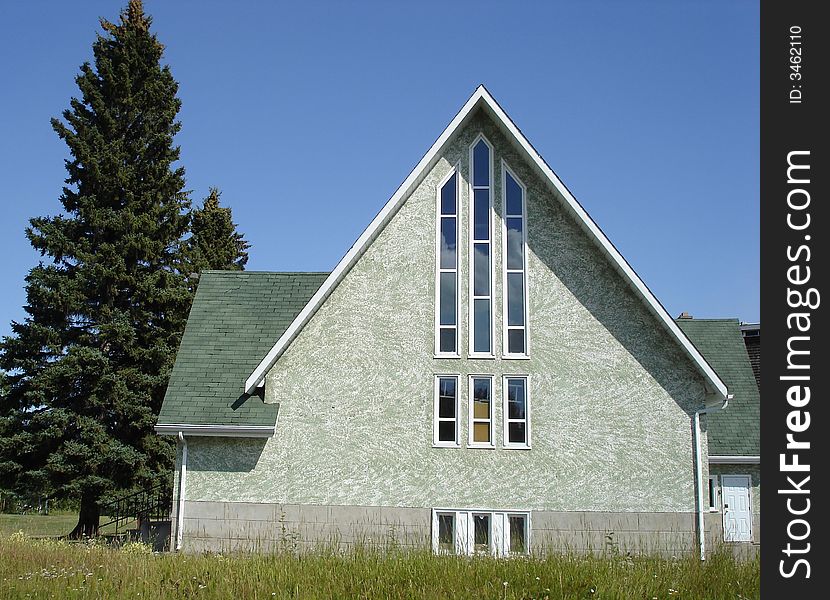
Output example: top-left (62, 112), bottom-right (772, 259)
top-left (157, 271), bottom-right (328, 428)
top-left (676, 319), bottom-right (760, 456)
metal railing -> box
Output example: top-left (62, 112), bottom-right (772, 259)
top-left (98, 482), bottom-right (172, 537)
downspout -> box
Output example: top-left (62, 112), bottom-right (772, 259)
top-left (694, 394), bottom-right (732, 560)
top-left (176, 432), bottom-right (188, 551)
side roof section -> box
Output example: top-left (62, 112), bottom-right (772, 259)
top-left (676, 318), bottom-right (760, 457)
top-left (244, 85), bottom-right (728, 400)
top-left (156, 271), bottom-right (328, 437)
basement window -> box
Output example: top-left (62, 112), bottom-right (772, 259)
top-left (473, 513), bottom-right (491, 554)
top-left (436, 512), bottom-right (455, 553)
top-left (508, 514), bottom-right (528, 554)
top-left (431, 509), bottom-right (531, 556)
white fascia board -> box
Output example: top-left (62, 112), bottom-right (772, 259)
top-left (475, 89), bottom-right (728, 400)
top-left (244, 88), bottom-right (487, 394)
top-left (709, 455), bottom-right (761, 464)
top-left (155, 424), bottom-right (276, 438)
top-left (244, 85), bottom-right (728, 400)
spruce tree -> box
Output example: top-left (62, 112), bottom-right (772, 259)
top-left (0, 0), bottom-right (190, 537)
top-left (184, 187), bottom-right (250, 287)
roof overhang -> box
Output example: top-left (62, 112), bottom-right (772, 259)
top-left (709, 455), bottom-right (760, 465)
top-left (155, 424), bottom-right (276, 438)
top-left (244, 85), bottom-right (729, 400)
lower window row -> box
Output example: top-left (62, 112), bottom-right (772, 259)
top-left (434, 375), bottom-right (530, 448)
top-left (432, 509), bottom-right (530, 555)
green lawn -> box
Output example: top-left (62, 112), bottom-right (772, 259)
top-left (0, 512), bottom-right (79, 537)
top-left (1, 512), bottom-right (131, 538)
top-left (1, 535), bottom-right (759, 600)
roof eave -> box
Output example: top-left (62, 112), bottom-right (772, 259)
top-left (155, 423), bottom-right (276, 438)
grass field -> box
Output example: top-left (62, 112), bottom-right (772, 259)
top-left (0, 512), bottom-right (124, 538)
top-left (2, 533), bottom-right (759, 600)
top-left (0, 512), bottom-right (80, 537)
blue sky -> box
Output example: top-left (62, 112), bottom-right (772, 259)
top-left (0, 1), bottom-right (759, 340)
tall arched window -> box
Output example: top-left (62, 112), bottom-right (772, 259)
top-left (502, 164), bottom-right (528, 356)
top-left (435, 168), bottom-right (459, 355)
top-left (469, 136), bottom-right (493, 356)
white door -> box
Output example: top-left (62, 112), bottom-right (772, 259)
top-left (721, 475), bottom-right (752, 542)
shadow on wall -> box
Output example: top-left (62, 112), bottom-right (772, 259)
top-left (188, 436), bottom-right (268, 473)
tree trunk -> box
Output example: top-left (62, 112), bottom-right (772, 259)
top-left (68, 493), bottom-right (100, 539)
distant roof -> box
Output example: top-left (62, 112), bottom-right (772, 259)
top-left (156, 271), bottom-right (327, 433)
top-left (676, 319), bottom-right (760, 456)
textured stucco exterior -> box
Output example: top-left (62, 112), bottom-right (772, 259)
top-left (179, 109), bottom-right (712, 524)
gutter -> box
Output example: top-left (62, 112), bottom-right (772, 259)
top-left (694, 394), bottom-right (732, 561)
top-left (155, 424), bottom-right (276, 438)
top-left (176, 432), bottom-right (188, 551)
top-left (709, 455), bottom-right (760, 464)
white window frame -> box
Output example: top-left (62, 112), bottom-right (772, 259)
top-left (505, 512), bottom-right (531, 555)
top-left (502, 375), bottom-right (531, 449)
top-left (708, 475), bottom-right (720, 512)
top-left (433, 375), bottom-right (460, 447)
top-left (468, 134), bottom-right (495, 358)
top-left (434, 166), bottom-right (461, 358)
top-left (432, 511), bottom-right (457, 554)
top-left (501, 161), bottom-right (530, 359)
top-left (468, 375), bottom-right (494, 448)
top-left (431, 509), bottom-right (531, 556)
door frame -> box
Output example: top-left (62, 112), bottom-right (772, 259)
top-left (720, 474), bottom-right (753, 542)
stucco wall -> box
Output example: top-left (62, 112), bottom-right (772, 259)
top-left (183, 109), bottom-right (709, 513)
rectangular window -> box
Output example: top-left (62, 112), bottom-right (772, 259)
top-left (473, 513), bottom-right (491, 554)
top-left (708, 476), bottom-right (719, 511)
top-left (503, 376), bottom-right (530, 448)
top-left (469, 137), bottom-right (493, 355)
top-left (469, 376), bottom-right (493, 447)
top-left (502, 164), bottom-right (529, 357)
top-left (507, 514), bottom-right (528, 554)
top-left (431, 509), bottom-right (530, 556)
top-left (437, 512), bottom-right (455, 552)
top-left (436, 169), bottom-right (459, 355)
top-left (433, 376), bottom-right (459, 446)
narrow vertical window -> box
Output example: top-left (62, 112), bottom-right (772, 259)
top-left (473, 513), bottom-right (491, 554)
top-left (437, 513), bottom-right (455, 552)
top-left (470, 137), bottom-right (493, 355)
top-left (504, 376), bottom-right (529, 448)
top-left (708, 476), bottom-right (719, 510)
top-left (502, 165), bottom-right (528, 356)
top-left (436, 169), bottom-right (459, 355)
top-left (469, 376), bottom-right (493, 446)
top-left (507, 514), bottom-right (528, 554)
top-left (433, 376), bottom-right (459, 446)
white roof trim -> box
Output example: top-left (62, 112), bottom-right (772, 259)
top-left (244, 86), bottom-right (729, 400)
top-left (709, 455), bottom-right (760, 464)
top-left (155, 424), bottom-right (276, 438)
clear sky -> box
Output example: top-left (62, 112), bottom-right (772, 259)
top-left (0, 0), bottom-right (759, 340)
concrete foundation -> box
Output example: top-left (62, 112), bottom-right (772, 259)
top-left (172, 501), bottom-right (757, 557)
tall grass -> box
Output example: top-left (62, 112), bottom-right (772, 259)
top-left (1, 536), bottom-right (759, 599)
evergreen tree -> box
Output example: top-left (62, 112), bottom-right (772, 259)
top-left (184, 187), bottom-right (250, 286)
top-left (0, 0), bottom-right (190, 537)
